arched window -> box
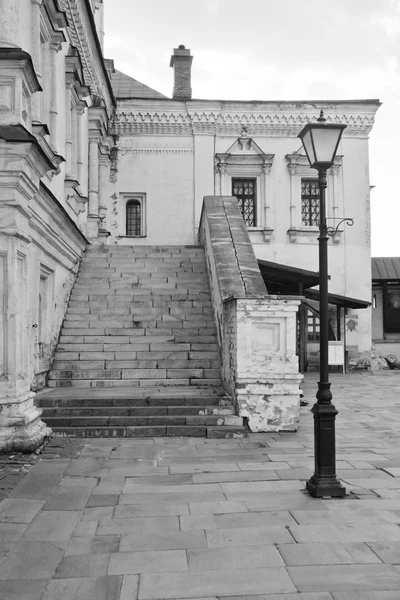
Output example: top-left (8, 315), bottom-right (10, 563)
top-left (126, 200), bottom-right (141, 236)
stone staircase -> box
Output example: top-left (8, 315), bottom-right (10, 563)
top-left (36, 245), bottom-right (246, 438)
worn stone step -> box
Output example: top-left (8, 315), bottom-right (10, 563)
top-left (48, 368), bottom-right (220, 381)
top-left (50, 425), bottom-right (246, 438)
top-left (41, 414), bottom-right (243, 428)
top-left (47, 378), bottom-right (222, 388)
top-left (52, 359), bottom-right (218, 370)
top-left (37, 395), bottom-right (231, 408)
top-left (41, 404), bottom-right (235, 417)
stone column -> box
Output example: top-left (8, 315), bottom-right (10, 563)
top-left (76, 108), bottom-right (84, 186)
top-left (262, 162), bottom-right (274, 243)
top-left (31, 0), bottom-right (42, 123)
top-left (65, 84), bottom-right (73, 177)
top-left (71, 107), bottom-right (78, 181)
top-left (49, 41), bottom-right (61, 150)
top-left (288, 165), bottom-right (297, 228)
top-left (87, 136), bottom-right (100, 238)
top-left (98, 154), bottom-right (109, 229)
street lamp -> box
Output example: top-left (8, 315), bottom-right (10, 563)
top-left (298, 110), bottom-right (346, 498)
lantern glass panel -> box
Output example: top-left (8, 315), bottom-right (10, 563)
top-left (312, 128), bottom-right (342, 164)
top-left (302, 130), bottom-right (316, 165)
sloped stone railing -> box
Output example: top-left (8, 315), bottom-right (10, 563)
top-left (199, 196), bottom-right (303, 432)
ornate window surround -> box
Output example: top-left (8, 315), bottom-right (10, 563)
top-left (285, 152), bottom-right (343, 244)
top-left (215, 133), bottom-right (274, 242)
top-left (118, 193), bottom-right (147, 238)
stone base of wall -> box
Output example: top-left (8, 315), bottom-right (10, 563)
top-left (0, 392), bottom-right (51, 452)
top-left (237, 377), bottom-right (301, 432)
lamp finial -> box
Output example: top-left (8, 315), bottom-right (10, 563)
top-left (317, 110), bottom-right (326, 123)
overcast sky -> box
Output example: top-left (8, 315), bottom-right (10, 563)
top-left (104, 0), bottom-right (400, 257)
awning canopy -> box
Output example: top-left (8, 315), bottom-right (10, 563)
top-left (305, 289), bottom-right (370, 309)
top-left (258, 259), bottom-right (322, 295)
top-left (257, 259), bottom-right (369, 308)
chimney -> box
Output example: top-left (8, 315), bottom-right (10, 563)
top-left (170, 45), bottom-right (193, 100)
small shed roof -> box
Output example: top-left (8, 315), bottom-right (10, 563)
top-left (372, 257), bottom-right (400, 281)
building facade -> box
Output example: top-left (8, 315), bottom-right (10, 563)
top-left (0, 3), bottom-right (379, 449)
top-left (108, 48), bottom-right (379, 372)
top-left (0, 0), bottom-right (114, 450)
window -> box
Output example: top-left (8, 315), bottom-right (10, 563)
top-left (307, 310), bottom-right (320, 341)
top-left (301, 179), bottom-right (320, 226)
top-left (232, 178), bottom-right (256, 226)
top-left (126, 200), bottom-right (142, 236)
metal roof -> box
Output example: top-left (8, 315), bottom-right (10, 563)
top-left (372, 257), bottom-right (400, 281)
top-left (304, 289), bottom-right (370, 309)
top-left (111, 69), bottom-right (167, 99)
top-left (257, 259), bottom-right (322, 294)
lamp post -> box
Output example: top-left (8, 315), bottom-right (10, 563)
top-left (298, 110), bottom-right (346, 498)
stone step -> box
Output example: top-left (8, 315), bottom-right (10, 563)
top-left (47, 378), bottom-right (222, 388)
top-left (40, 414), bottom-right (243, 428)
top-left (48, 368), bottom-right (221, 381)
top-left (36, 386), bottom-right (232, 407)
top-left (41, 405), bottom-right (235, 417)
top-left (66, 307), bottom-right (211, 315)
top-left (52, 359), bottom-right (219, 370)
top-left (58, 329), bottom-right (217, 339)
top-left (50, 425), bottom-right (246, 438)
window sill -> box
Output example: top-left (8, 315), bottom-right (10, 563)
top-left (288, 227), bottom-right (343, 244)
top-left (117, 235), bottom-right (147, 239)
top-left (247, 227), bottom-right (274, 242)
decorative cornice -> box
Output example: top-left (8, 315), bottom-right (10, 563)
top-left (59, 0), bottom-right (114, 110)
top-left (113, 108), bottom-right (377, 138)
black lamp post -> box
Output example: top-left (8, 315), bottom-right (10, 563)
top-left (298, 110), bottom-right (347, 498)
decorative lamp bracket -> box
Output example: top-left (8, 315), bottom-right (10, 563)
top-left (326, 217), bottom-right (354, 237)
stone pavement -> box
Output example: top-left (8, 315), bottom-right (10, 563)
top-left (1, 371), bottom-right (400, 600)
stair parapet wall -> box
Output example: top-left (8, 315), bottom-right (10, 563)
top-left (199, 195), bottom-right (303, 432)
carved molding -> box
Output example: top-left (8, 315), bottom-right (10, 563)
top-left (59, 0), bottom-right (110, 110)
top-left (114, 109), bottom-right (377, 138)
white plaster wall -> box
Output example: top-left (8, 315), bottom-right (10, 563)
top-left (0, 0), bottom-right (32, 50)
top-left (110, 138), bottom-right (195, 245)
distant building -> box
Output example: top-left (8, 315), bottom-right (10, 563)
top-left (0, 1), bottom-right (379, 449)
top-left (372, 258), bottom-right (400, 360)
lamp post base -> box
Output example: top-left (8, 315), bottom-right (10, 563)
top-left (306, 474), bottom-right (346, 498)
top-left (306, 394), bottom-right (346, 498)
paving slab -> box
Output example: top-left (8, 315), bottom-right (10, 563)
top-left (187, 545), bottom-right (285, 570)
top-left (65, 534), bottom-right (121, 555)
top-left (120, 530), bottom-right (207, 552)
top-left (138, 568), bottom-right (296, 598)
top-left (0, 579), bottom-right (49, 600)
top-left (20, 509), bottom-right (82, 541)
top-left (0, 541), bottom-right (64, 579)
top-left (0, 498), bottom-right (44, 523)
top-left (277, 542), bottom-right (382, 565)
top-left (206, 525), bottom-right (294, 546)
top-left (287, 564), bottom-right (400, 592)
top-left (108, 549), bottom-right (188, 575)
top-left (41, 575), bottom-right (123, 600)
top-left (367, 541), bottom-right (400, 563)
top-left (54, 553), bottom-right (111, 578)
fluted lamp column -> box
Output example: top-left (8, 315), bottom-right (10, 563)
top-left (298, 110), bottom-right (347, 498)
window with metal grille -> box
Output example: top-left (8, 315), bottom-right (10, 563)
top-left (301, 179), bottom-right (320, 226)
top-left (232, 178), bottom-right (256, 226)
top-left (126, 200), bottom-right (141, 236)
